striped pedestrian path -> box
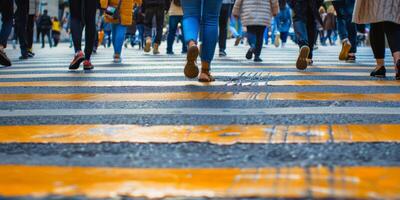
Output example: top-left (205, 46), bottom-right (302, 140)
top-left (0, 42), bottom-right (399, 199)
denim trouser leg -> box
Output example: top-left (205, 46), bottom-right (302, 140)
top-left (182, 0), bottom-right (223, 63)
top-left (332, 0), bottom-right (356, 53)
top-left (167, 16), bottom-right (180, 53)
top-left (0, 0), bottom-right (13, 48)
top-left (264, 27), bottom-right (269, 45)
top-left (112, 24), bottom-right (127, 55)
top-left (229, 16), bottom-right (240, 38)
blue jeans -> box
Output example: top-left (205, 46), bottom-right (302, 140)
top-left (0, 0), bottom-right (13, 48)
top-left (167, 15), bottom-right (186, 53)
top-left (332, 0), bottom-right (357, 53)
top-left (229, 15), bottom-right (242, 38)
top-left (111, 24), bottom-right (127, 55)
top-left (181, 0), bottom-right (223, 63)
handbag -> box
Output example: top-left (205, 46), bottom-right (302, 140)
top-left (105, 0), bottom-right (122, 20)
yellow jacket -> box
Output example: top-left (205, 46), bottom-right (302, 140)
top-left (100, 0), bottom-right (142, 26)
top-left (52, 21), bottom-right (60, 32)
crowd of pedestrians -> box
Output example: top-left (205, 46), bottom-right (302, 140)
top-left (0, 0), bottom-right (399, 81)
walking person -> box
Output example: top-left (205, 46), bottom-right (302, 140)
top-left (166, 0), bottom-right (187, 55)
top-left (323, 6), bottom-right (336, 46)
top-left (181, 0), bottom-right (223, 82)
top-left (134, 4), bottom-right (145, 49)
top-left (27, 0), bottom-right (39, 57)
top-left (274, 1), bottom-right (291, 48)
top-left (218, 0), bottom-right (234, 57)
top-left (331, 0), bottom-right (357, 62)
top-left (288, 0), bottom-right (323, 70)
top-left (68, 0), bottom-right (97, 70)
top-left (52, 17), bottom-right (61, 47)
top-left (143, 0), bottom-right (168, 54)
top-left (0, 0), bottom-right (14, 66)
top-left (233, 0), bottom-right (279, 62)
top-left (353, 0), bottom-right (400, 80)
top-left (15, 0), bottom-right (31, 59)
top-left (38, 10), bottom-right (53, 48)
top-left (100, 0), bottom-right (140, 63)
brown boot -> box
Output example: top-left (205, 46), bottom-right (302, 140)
top-left (144, 37), bottom-right (152, 52)
top-left (153, 43), bottom-right (160, 55)
top-left (184, 41), bottom-right (199, 78)
top-left (198, 61), bottom-right (215, 82)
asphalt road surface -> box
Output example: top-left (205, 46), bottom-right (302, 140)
top-left (0, 41), bottom-right (399, 199)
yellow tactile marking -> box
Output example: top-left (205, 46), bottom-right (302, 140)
top-left (1, 92), bottom-right (400, 102)
top-left (0, 124), bottom-right (399, 144)
top-left (0, 165), bottom-right (398, 199)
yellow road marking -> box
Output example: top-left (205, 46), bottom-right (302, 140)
top-left (0, 80), bottom-right (399, 87)
top-left (1, 92), bottom-right (399, 102)
top-left (0, 124), bottom-right (399, 144)
top-left (0, 165), bottom-right (398, 199)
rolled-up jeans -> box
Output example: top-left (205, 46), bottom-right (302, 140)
top-left (332, 0), bottom-right (357, 53)
top-left (181, 0), bottom-right (223, 63)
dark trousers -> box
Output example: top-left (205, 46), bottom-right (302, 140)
top-left (280, 31), bottom-right (289, 43)
top-left (292, 3), bottom-right (317, 59)
top-left (167, 15), bottom-right (186, 53)
top-left (69, 0), bottom-right (97, 60)
top-left (370, 22), bottom-right (400, 59)
top-left (15, 0), bottom-right (29, 56)
top-left (0, 0), bottom-right (14, 48)
top-left (332, 0), bottom-right (357, 53)
top-left (52, 31), bottom-right (60, 47)
top-left (27, 14), bottom-right (35, 50)
top-left (41, 29), bottom-right (52, 47)
top-left (144, 6), bottom-right (164, 45)
top-left (247, 25), bottom-right (266, 58)
top-left (218, 3), bottom-right (232, 52)
top-left (104, 30), bottom-right (111, 47)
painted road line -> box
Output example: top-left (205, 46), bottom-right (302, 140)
top-left (1, 107), bottom-right (400, 117)
top-left (0, 124), bottom-right (399, 144)
top-left (0, 72), bottom-right (396, 79)
top-left (0, 165), bottom-right (398, 199)
top-left (0, 80), bottom-right (399, 87)
top-left (1, 92), bottom-right (400, 102)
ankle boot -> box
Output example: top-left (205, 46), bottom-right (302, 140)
top-left (370, 66), bottom-right (386, 78)
top-left (199, 61), bottom-right (215, 82)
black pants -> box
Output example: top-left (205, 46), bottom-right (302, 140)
top-left (247, 25), bottom-right (266, 58)
top-left (370, 22), bottom-right (400, 59)
top-left (52, 31), bottom-right (60, 47)
top-left (41, 29), bottom-right (52, 47)
top-left (144, 6), bottom-right (164, 45)
top-left (0, 0), bottom-right (13, 48)
top-left (27, 14), bottom-right (35, 50)
top-left (69, 0), bottom-right (97, 60)
top-left (15, 0), bottom-right (29, 57)
top-left (218, 3), bottom-right (232, 52)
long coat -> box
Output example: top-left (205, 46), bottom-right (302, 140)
top-left (232, 0), bottom-right (279, 27)
top-left (353, 0), bottom-right (400, 24)
top-left (100, 0), bottom-right (142, 26)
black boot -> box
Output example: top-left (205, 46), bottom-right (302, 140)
top-left (396, 60), bottom-right (400, 80)
top-left (370, 66), bottom-right (386, 78)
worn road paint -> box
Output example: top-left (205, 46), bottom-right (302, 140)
top-left (268, 80), bottom-right (400, 87)
top-left (0, 165), bottom-right (398, 199)
top-left (0, 124), bottom-right (399, 144)
top-left (1, 92), bottom-right (399, 102)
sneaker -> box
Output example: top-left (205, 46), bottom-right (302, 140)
top-left (83, 60), bottom-right (94, 70)
top-left (339, 39), bottom-right (351, 60)
top-left (296, 46), bottom-right (310, 70)
top-left (69, 51), bottom-right (84, 70)
top-left (254, 57), bottom-right (263, 62)
top-left (0, 50), bottom-right (11, 66)
top-left (346, 55), bottom-right (356, 63)
top-left (153, 43), bottom-right (160, 55)
top-left (219, 50), bottom-right (227, 57)
top-left (166, 51), bottom-right (174, 55)
top-left (144, 37), bottom-right (152, 52)
top-left (274, 35), bottom-right (280, 47)
top-left (234, 37), bottom-right (242, 46)
top-left (19, 55), bottom-right (29, 60)
top-left (27, 51), bottom-right (35, 58)
top-left (246, 48), bottom-right (253, 60)
top-left (184, 43), bottom-right (199, 78)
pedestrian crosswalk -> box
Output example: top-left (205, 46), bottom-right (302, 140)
top-left (0, 42), bottom-right (399, 199)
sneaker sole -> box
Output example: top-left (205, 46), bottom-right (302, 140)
top-left (83, 66), bottom-right (94, 70)
top-left (144, 40), bottom-right (151, 53)
top-left (296, 46), bottom-right (310, 70)
top-left (184, 45), bottom-right (199, 78)
top-left (69, 57), bottom-right (84, 70)
top-left (339, 42), bottom-right (351, 60)
top-left (0, 53), bottom-right (11, 67)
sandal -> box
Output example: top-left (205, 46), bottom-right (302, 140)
top-left (184, 41), bottom-right (199, 78)
top-left (198, 62), bottom-right (215, 82)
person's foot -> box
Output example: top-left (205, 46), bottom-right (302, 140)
top-left (144, 37), bottom-right (152, 52)
top-left (153, 43), bottom-right (160, 55)
top-left (346, 54), bottom-right (356, 63)
top-left (370, 66), bottom-right (386, 78)
top-left (0, 50), bottom-right (12, 66)
top-left (27, 51), bottom-right (35, 58)
top-left (246, 48), bottom-right (253, 60)
top-left (69, 51), bottom-right (84, 70)
top-left (296, 46), bottom-right (310, 70)
top-left (274, 35), bottom-right (280, 48)
top-left (19, 55), bottom-right (29, 60)
top-left (234, 37), bottom-right (242, 46)
top-left (307, 59), bottom-right (313, 66)
top-left (339, 39), bottom-right (351, 61)
top-left (198, 62), bottom-right (215, 82)
top-left (166, 51), bottom-right (174, 55)
top-left (254, 57), bottom-right (263, 62)
top-left (396, 60), bottom-right (400, 80)
top-left (219, 50), bottom-right (227, 57)
top-left (113, 54), bottom-right (122, 63)
top-left (184, 42), bottom-right (199, 78)
top-left (83, 60), bottom-right (94, 70)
